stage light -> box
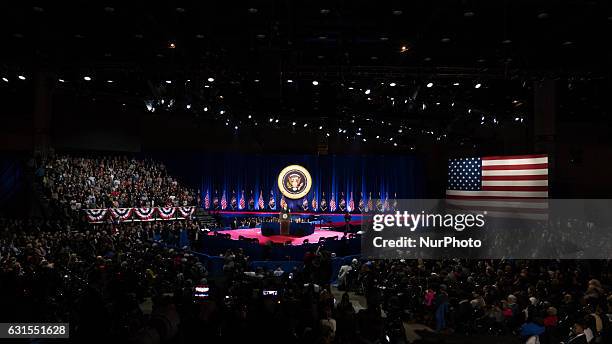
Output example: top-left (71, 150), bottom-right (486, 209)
top-left (287, 79), bottom-right (293, 83)
top-left (393, 143), bottom-right (398, 147)
top-left (364, 89), bottom-right (371, 94)
top-left (376, 135), bottom-right (380, 139)
top-left (2, 77), bottom-right (8, 82)
top-left (389, 137), bottom-right (394, 141)
top-left (106, 80), bottom-right (113, 83)
top-left (208, 77), bottom-right (214, 82)
top-left (453, 82), bottom-right (460, 86)
top-left (186, 104), bottom-right (191, 109)
top-left (234, 125), bottom-right (238, 130)
top-left (254, 79), bottom-right (260, 83)
top-left (348, 86), bottom-right (354, 90)
top-left (400, 45), bottom-right (409, 53)
top-left (83, 76), bottom-right (92, 81)
top-left (426, 82), bottom-right (433, 88)
top-left (165, 80), bottom-right (172, 84)
top-left (326, 133), bottom-right (330, 137)
top-left (248, 7), bottom-right (258, 14)
top-left (436, 102), bottom-right (440, 105)
top-left (58, 78), bottom-right (65, 83)
top-left (398, 129), bottom-right (402, 133)
top-left (363, 138), bottom-right (367, 142)
top-left (319, 126), bottom-right (323, 130)
top-left (514, 117), bottom-right (520, 121)
top-left (356, 132), bottom-right (361, 136)
top-left (303, 123), bottom-right (308, 127)
top-left (18, 75), bottom-right (26, 80)
top-left (219, 110), bottom-right (225, 115)
top-left (292, 122), bottom-right (296, 126)
top-left (204, 107), bottom-right (208, 112)
top-left (168, 42), bottom-right (176, 49)
top-left (275, 119), bottom-right (279, 123)
top-left (389, 82), bottom-right (396, 87)
top-left (312, 80), bottom-right (319, 86)
top-left (204, 85), bottom-right (210, 88)
top-left (248, 115), bottom-right (252, 119)
top-left (475, 83), bottom-right (482, 89)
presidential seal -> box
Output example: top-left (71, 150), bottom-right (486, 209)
top-left (277, 165), bottom-right (312, 199)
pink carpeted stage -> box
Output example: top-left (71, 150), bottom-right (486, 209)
top-left (209, 227), bottom-right (345, 245)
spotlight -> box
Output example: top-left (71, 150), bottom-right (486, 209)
top-left (400, 45), bottom-right (409, 53)
top-left (475, 83), bottom-right (482, 89)
top-left (18, 75), bottom-right (26, 80)
top-left (292, 122), bottom-right (296, 126)
top-left (2, 77), bottom-right (8, 82)
top-left (453, 82), bottom-right (460, 86)
top-left (208, 77), bottom-right (214, 82)
top-left (303, 123), bottom-right (308, 127)
top-left (287, 79), bottom-right (293, 83)
top-left (318, 126), bottom-right (323, 130)
top-left (58, 78), bottom-right (65, 83)
top-left (106, 80), bottom-right (113, 83)
top-left (389, 82), bottom-right (396, 87)
top-left (204, 107), bottom-right (208, 112)
top-left (363, 138), bottom-right (367, 142)
top-left (165, 80), bottom-right (172, 84)
top-left (275, 119), bottom-right (279, 123)
top-left (364, 89), bottom-right (371, 95)
top-left (234, 125), bottom-right (238, 130)
top-left (186, 104), bottom-right (191, 109)
top-left (168, 42), bottom-right (176, 49)
top-left (376, 135), bottom-right (380, 139)
top-left (219, 110), bottom-right (225, 115)
top-left (248, 115), bottom-right (252, 119)
top-left (393, 143), bottom-right (398, 147)
top-left (312, 80), bottom-right (319, 86)
top-left (426, 82), bottom-right (433, 88)
top-left (326, 133), bottom-right (330, 137)
top-left (83, 76), bottom-right (92, 81)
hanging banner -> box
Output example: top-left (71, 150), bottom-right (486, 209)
top-left (85, 209), bottom-right (107, 222)
top-left (158, 207), bottom-right (177, 220)
top-left (110, 208), bottom-right (133, 221)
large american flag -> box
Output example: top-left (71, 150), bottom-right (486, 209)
top-left (446, 154), bottom-right (548, 220)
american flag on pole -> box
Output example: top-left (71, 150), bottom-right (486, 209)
top-left (239, 190), bottom-right (245, 210)
top-left (258, 190), bottom-right (264, 210)
top-left (204, 190), bottom-right (210, 209)
top-left (348, 192), bottom-right (355, 212)
top-left (445, 154), bottom-right (549, 220)
top-left (221, 191), bottom-right (227, 210)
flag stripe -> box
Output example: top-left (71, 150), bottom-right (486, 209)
top-left (446, 199), bottom-right (549, 209)
top-left (482, 180), bottom-right (548, 186)
top-left (482, 163), bottom-right (548, 170)
top-left (483, 169), bottom-right (548, 176)
top-left (446, 190), bottom-right (548, 198)
top-left (481, 186), bottom-right (549, 192)
top-left (482, 157), bottom-right (548, 166)
top-left (481, 154), bottom-right (548, 160)
top-left (482, 175), bottom-right (548, 181)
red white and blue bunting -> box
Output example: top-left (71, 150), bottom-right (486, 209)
top-left (158, 207), bottom-right (177, 220)
top-left (84, 206), bottom-right (196, 223)
top-left (110, 208), bottom-right (133, 221)
top-left (134, 207), bottom-right (156, 221)
top-left (85, 209), bottom-right (108, 222)
top-left (178, 206), bottom-right (195, 218)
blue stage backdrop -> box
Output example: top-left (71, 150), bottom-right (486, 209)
top-left (160, 153), bottom-right (424, 211)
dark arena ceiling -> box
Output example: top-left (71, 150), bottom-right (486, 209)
top-left (0, 1), bottom-right (611, 153)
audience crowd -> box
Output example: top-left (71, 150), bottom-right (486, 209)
top-left (37, 154), bottom-right (199, 212)
top-left (0, 154), bottom-right (609, 343)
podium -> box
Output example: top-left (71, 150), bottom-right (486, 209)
top-left (279, 211), bottom-right (290, 235)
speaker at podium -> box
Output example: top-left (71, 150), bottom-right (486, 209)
top-left (279, 207), bottom-right (291, 235)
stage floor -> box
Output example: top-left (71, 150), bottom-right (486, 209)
top-left (209, 228), bottom-right (344, 245)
